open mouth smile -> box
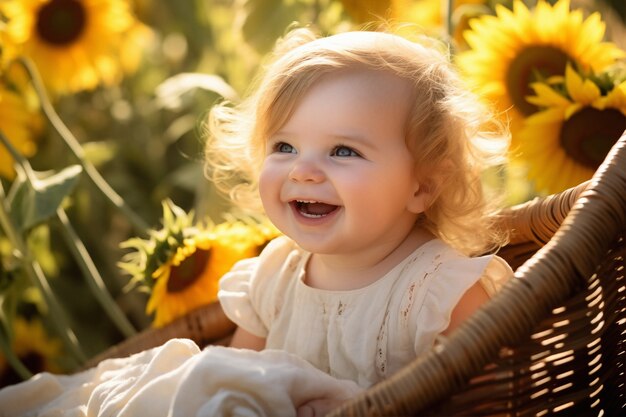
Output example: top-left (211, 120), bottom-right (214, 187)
top-left (290, 200), bottom-right (340, 219)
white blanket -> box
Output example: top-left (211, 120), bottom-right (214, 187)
top-left (0, 339), bottom-right (362, 417)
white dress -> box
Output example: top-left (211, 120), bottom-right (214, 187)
top-left (218, 236), bottom-right (512, 388)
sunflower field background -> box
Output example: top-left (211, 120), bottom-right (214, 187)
top-left (0, 0), bottom-right (625, 386)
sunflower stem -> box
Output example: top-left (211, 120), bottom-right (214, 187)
top-left (0, 324), bottom-right (32, 381)
top-left (55, 208), bottom-right (137, 338)
top-left (26, 261), bottom-right (86, 365)
top-left (0, 179), bottom-right (86, 365)
top-left (0, 129), bottom-right (39, 185)
top-left (14, 57), bottom-right (150, 236)
top-left (445, 0), bottom-right (453, 38)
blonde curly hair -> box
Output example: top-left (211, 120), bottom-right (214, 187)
top-left (204, 27), bottom-right (509, 255)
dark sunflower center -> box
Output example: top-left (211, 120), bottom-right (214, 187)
top-left (506, 46), bottom-right (572, 115)
top-left (36, 0), bottom-right (86, 46)
top-left (560, 107), bottom-right (626, 169)
top-left (0, 352), bottom-right (44, 387)
top-left (167, 248), bottom-right (211, 293)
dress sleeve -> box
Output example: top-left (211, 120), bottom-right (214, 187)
top-left (217, 236), bottom-right (295, 338)
top-left (217, 257), bottom-right (266, 337)
top-left (479, 255), bottom-right (514, 297)
top-left (412, 255), bottom-right (513, 356)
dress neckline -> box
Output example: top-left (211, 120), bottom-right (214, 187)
top-left (295, 238), bottom-right (444, 295)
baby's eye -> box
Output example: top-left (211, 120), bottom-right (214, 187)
top-left (332, 145), bottom-right (359, 157)
top-left (274, 142), bottom-right (296, 153)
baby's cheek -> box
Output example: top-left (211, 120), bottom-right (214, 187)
top-left (258, 166), bottom-right (280, 199)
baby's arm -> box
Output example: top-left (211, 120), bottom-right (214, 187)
top-left (442, 281), bottom-right (490, 336)
top-left (229, 326), bottom-right (266, 350)
top-left (297, 398), bottom-right (346, 417)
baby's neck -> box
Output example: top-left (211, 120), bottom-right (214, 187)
top-left (304, 227), bottom-right (434, 291)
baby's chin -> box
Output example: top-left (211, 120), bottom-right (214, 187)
top-left (289, 238), bottom-right (344, 255)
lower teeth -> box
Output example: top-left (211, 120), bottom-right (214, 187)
top-left (301, 212), bottom-right (325, 218)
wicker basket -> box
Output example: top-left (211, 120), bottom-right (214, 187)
top-left (87, 134), bottom-right (626, 416)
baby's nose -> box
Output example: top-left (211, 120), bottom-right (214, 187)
top-left (288, 159), bottom-right (325, 183)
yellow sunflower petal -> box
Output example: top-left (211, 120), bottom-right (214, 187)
top-left (527, 83), bottom-right (571, 108)
top-left (597, 81), bottom-right (626, 113)
top-left (565, 65), bottom-right (600, 105)
top-left (146, 271), bottom-right (169, 314)
top-left (546, 75), bottom-right (565, 85)
top-left (0, 84), bottom-right (42, 179)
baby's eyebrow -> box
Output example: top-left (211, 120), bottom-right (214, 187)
top-left (268, 130), bottom-right (293, 141)
top-left (269, 130), bottom-right (377, 151)
top-left (330, 133), bottom-right (376, 151)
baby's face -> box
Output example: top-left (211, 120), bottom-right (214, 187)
top-left (259, 69), bottom-right (427, 256)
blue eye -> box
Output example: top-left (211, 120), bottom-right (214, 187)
top-left (275, 142), bottom-right (295, 153)
top-left (333, 145), bottom-right (359, 157)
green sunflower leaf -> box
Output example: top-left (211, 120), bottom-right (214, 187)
top-left (7, 165), bottom-right (83, 233)
top-left (242, 0), bottom-right (305, 53)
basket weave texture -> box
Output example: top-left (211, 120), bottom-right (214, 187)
top-left (87, 135), bottom-right (626, 417)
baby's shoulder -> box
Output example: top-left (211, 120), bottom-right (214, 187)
top-left (386, 241), bottom-right (512, 355)
top-left (391, 239), bottom-right (504, 309)
top-left (217, 236), bottom-right (305, 337)
top-left (395, 239), bottom-right (466, 280)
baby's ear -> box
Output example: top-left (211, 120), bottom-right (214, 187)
top-left (407, 160), bottom-right (451, 214)
top-left (407, 182), bottom-right (431, 214)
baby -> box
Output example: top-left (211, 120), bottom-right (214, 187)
top-left (206, 27), bottom-right (513, 415)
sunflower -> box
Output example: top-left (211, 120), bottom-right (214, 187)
top-left (119, 201), bottom-right (281, 327)
top-left (0, 0), bottom-right (147, 94)
top-left (0, 81), bottom-right (43, 179)
top-left (391, 0), bottom-right (487, 43)
top-left (0, 317), bottom-right (62, 387)
top-left (518, 64), bottom-right (626, 194)
top-left (147, 219), bottom-right (280, 327)
top-left (457, 0), bottom-right (625, 147)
